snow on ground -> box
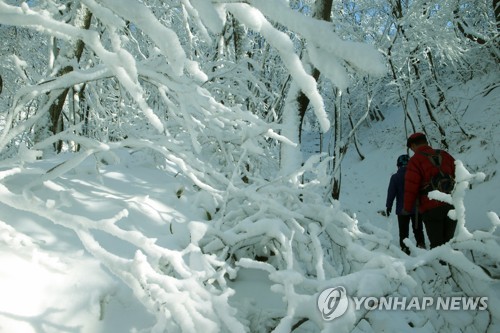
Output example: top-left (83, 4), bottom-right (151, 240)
top-left (0, 77), bottom-right (499, 331)
top-left (0, 150), bottom-right (209, 332)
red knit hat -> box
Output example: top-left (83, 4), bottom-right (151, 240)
top-left (406, 132), bottom-right (426, 148)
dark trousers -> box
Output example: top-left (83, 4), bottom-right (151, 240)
top-left (422, 204), bottom-right (457, 249)
top-left (398, 214), bottom-right (426, 253)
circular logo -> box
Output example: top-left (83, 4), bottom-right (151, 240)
top-left (317, 286), bottom-right (349, 321)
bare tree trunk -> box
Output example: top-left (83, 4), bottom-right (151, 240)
top-left (71, 84), bottom-right (89, 152)
top-left (38, 5), bottom-right (92, 152)
top-left (232, 14), bottom-right (246, 62)
top-left (280, 0), bottom-right (332, 175)
top-left (280, 82), bottom-right (303, 174)
top-left (345, 89), bottom-right (364, 160)
top-left (330, 89), bottom-right (342, 200)
top-left (296, 0), bottom-right (333, 142)
top-left (296, 67), bottom-right (321, 142)
top-left (49, 87), bottom-right (70, 152)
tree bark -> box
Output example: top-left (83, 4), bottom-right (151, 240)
top-left (296, 0), bottom-right (333, 141)
top-left (280, 0), bottom-right (332, 175)
top-left (45, 5), bottom-right (92, 152)
top-left (331, 89), bottom-right (342, 200)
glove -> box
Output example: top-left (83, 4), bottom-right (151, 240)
top-left (386, 207), bottom-right (391, 216)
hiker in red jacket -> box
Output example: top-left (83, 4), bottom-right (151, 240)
top-left (404, 133), bottom-right (457, 248)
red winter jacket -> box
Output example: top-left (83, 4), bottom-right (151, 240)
top-left (404, 145), bottom-right (455, 213)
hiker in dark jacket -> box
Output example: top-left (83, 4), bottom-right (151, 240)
top-left (404, 132), bottom-right (457, 248)
top-left (386, 154), bottom-right (426, 254)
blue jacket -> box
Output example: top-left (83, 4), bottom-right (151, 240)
top-left (386, 166), bottom-right (411, 215)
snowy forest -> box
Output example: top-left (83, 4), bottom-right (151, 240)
top-left (0, 0), bottom-right (499, 332)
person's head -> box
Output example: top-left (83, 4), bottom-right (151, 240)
top-left (406, 132), bottom-right (428, 151)
top-left (396, 154), bottom-right (410, 168)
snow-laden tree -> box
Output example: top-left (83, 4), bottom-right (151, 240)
top-left (0, 1), bottom-right (499, 332)
top-left (377, 0), bottom-right (498, 144)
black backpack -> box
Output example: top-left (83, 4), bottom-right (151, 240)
top-left (419, 150), bottom-right (455, 194)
